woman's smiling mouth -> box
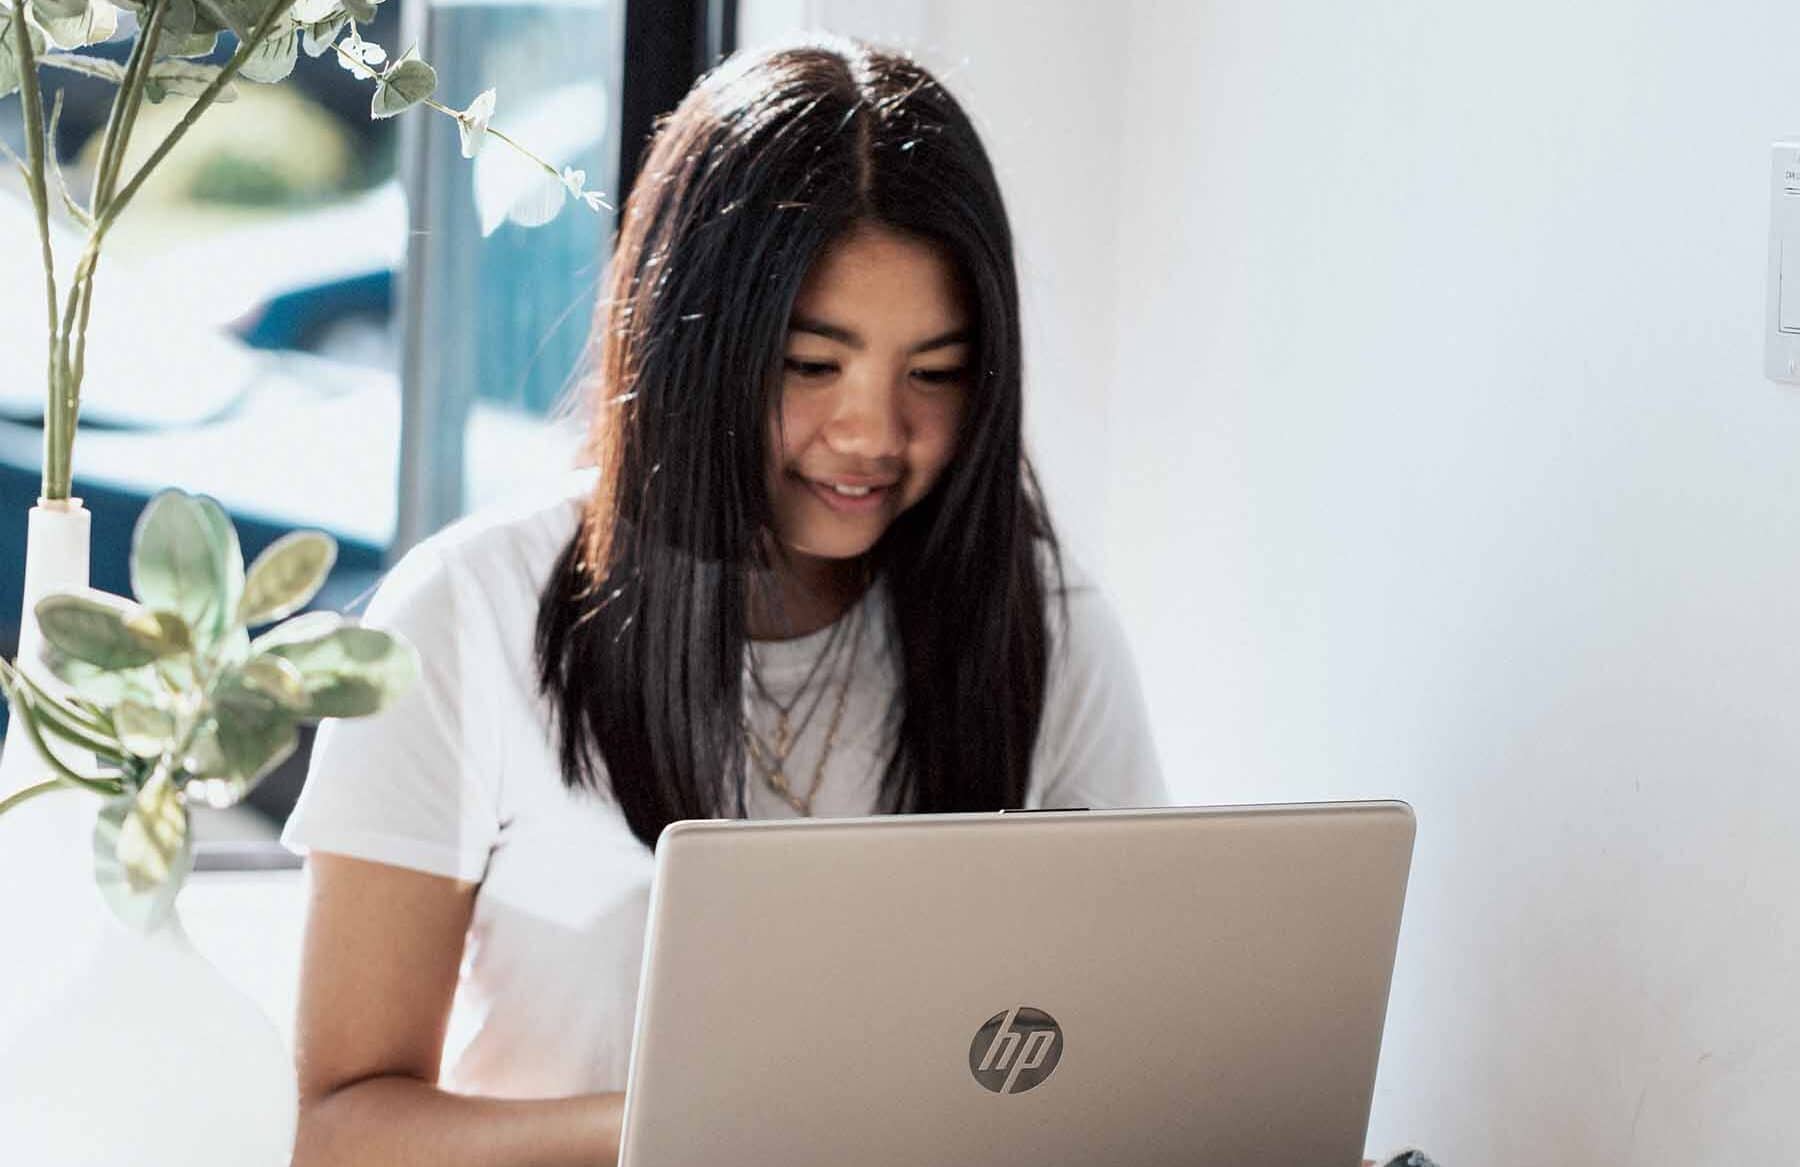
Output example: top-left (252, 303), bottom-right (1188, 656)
top-left (802, 475), bottom-right (897, 512)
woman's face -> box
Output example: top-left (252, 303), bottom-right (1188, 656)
top-left (767, 223), bottom-right (972, 564)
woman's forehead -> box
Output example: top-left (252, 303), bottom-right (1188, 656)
top-left (788, 224), bottom-right (970, 344)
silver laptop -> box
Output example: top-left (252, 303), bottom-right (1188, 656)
top-left (618, 802), bottom-right (1415, 1167)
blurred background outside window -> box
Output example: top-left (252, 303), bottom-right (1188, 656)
top-left (0, 0), bottom-right (737, 844)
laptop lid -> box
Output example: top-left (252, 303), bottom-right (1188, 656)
top-left (618, 801), bottom-right (1415, 1167)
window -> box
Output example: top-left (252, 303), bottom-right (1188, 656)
top-left (0, 0), bottom-right (737, 838)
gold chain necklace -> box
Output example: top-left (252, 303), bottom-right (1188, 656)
top-left (748, 597), bottom-right (853, 741)
top-left (742, 599), bottom-right (866, 816)
top-left (744, 608), bottom-right (848, 765)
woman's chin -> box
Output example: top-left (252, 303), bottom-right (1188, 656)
top-left (776, 516), bottom-right (893, 563)
top-left (784, 533), bottom-right (882, 562)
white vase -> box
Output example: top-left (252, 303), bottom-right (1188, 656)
top-left (0, 500), bottom-right (104, 1036)
top-left (0, 906), bottom-right (300, 1166)
top-left (0, 500), bottom-right (299, 1165)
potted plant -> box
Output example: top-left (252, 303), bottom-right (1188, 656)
top-left (0, 491), bottom-right (413, 919)
top-left (0, 491), bottom-right (413, 1162)
top-left (0, 1), bottom-right (602, 1159)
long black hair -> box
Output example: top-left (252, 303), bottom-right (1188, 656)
top-left (535, 36), bottom-right (1061, 848)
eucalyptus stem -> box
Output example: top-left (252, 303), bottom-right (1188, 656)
top-left (63, 0), bottom-right (170, 429)
top-left (39, 0), bottom-right (293, 502)
top-left (87, 0), bottom-right (160, 212)
top-left (8, 0), bottom-right (55, 333)
top-left (64, 286), bottom-right (97, 438)
top-left (0, 776), bottom-right (72, 817)
top-left (97, 0), bottom-right (166, 209)
top-left (55, 251), bottom-right (91, 460)
top-left (422, 96), bottom-right (564, 181)
top-left (10, 0), bottom-right (64, 501)
top-left (328, 36), bottom-right (571, 189)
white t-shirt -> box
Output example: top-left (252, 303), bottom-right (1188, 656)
top-left (281, 469), bottom-right (1167, 1099)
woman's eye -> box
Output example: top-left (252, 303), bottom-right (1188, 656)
top-left (910, 366), bottom-right (968, 387)
top-left (784, 358), bottom-right (838, 378)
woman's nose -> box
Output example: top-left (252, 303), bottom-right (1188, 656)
top-left (821, 373), bottom-right (905, 459)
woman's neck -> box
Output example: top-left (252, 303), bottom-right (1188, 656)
top-left (745, 544), bottom-right (868, 641)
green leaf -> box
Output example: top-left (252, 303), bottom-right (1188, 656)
top-left (155, 28), bottom-right (219, 58)
top-left (180, 721), bottom-right (226, 779)
top-left (29, 0), bottom-right (87, 23)
top-left (159, 0), bottom-right (203, 37)
top-left (113, 698), bottom-right (176, 758)
top-left (237, 19), bottom-right (297, 82)
top-left (298, 11), bottom-right (342, 56)
top-left (131, 491), bottom-right (221, 635)
top-left (1, 14), bottom-right (48, 99)
top-left (216, 625), bottom-right (252, 669)
top-left (264, 624), bottom-right (416, 718)
top-left (210, 669), bottom-right (299, 793)
top-left (289, 0), bottom-right (337, 20)
top-left (148, 57), bottom-right (237, 101)
top-left (239, 530), bottom-right (336, 626)
top-left (340, 0), bottom-right (375, 21)
top-left (250, 608), bottom-right (341, 653)
top-left (131, 491), bottom-right (241, 652)
top-left (36, 591), bottom-right (184, 669)
top-left (36, 50), bottom-right (127, 84)
top-left (41, 647), bottom-right (162, 708)
top-left (237, 652), bottom-right (307, 710)
top-left (194, 0), bottom-right (266, 36)
top-left (371, 48), bottom-right (434, 119)
top-left (93, 770), bottom-right (192, 932)
top-left (196, 494), bottom-right (245, 639)
top-left (33, 0), bottom-right (118, 49)
top-left (143, 609), bottom-right (194, 654)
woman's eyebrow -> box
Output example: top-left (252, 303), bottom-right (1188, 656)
top-left (788, 316), bottom-right (971, 355)
top-left (789, 315), bottom-right (861, 347)
top-left (910, 327), bottom-right (971, 355)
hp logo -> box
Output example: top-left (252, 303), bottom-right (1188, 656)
top-left (968, 1006), bottom-right (1064, 1094)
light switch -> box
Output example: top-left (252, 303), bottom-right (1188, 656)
top-left (1781, 238), bottom-right (1800, 334)
top-left (1765, 142), bottom-right (1800, 380)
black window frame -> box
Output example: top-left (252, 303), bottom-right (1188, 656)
top-left (619, 0), bottom-right (738, 206)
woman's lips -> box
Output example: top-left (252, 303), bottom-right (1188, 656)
top-left (802, 476), bottom-right (895, 513)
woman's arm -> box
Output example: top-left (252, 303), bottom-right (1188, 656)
top-left (290, 853), bottom-right (624, 1166)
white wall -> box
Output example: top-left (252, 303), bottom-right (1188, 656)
top-left (1103, 3), bottom-right (1800, 1161)
top-left (916, 5), bottom-right (1128, 572)
top-left (752, 2), bottom-right (1800, 1162)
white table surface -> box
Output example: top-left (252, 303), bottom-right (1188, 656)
top-left (181, 868), bottom-right (309, 1052)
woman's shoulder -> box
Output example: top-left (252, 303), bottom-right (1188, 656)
top-left (1038, 543), bottom-right (1120, 654)
top-left (1029, 542), bottom-right (1167, 809)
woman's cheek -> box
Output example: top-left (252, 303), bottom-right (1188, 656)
top-left (907, 410), bottom-right (963, 501)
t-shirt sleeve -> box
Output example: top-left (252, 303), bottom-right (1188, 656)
top-left (280, 542), bottom-right (502, 883)
top-left (1028, 581), bottom-right (1170, 811)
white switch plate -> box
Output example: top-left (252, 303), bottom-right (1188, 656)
top-left (1765, 142), bottom-right (1800, 382)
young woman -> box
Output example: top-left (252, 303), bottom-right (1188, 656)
top-left (284, 35), bottom-right (1166, 1165)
